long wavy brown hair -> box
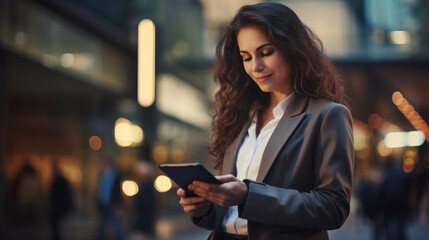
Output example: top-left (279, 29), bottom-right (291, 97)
top-left (209, 2), bottom-right (345, 170)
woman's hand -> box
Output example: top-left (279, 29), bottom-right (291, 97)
top-left (177, 188), bottom-right (212, 217)
top-left (188, 174), bottom-right (248, 207)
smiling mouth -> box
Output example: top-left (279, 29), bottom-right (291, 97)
top-left (254, 73), bottom-right (273, 83)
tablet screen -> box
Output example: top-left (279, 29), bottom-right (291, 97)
top-left (159, 163), bottom-right (220, 197)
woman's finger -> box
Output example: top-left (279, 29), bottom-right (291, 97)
top-left (177, 188), bottom-right (186, 197)
top-left (181, 198), bottom-right (211, 212)
top-left (183, 201), bottom-right (212, 214)
top-left (191, 185), bottom-right (220, 201)
top-left (194, 180), bottom-right (247, 207)
top-left (190, 181), bottom-right (213, 191)
top-left (179, 196), bottom-right (207, 206)
top-left (193, 188), bottom-right (224, 204)
top-left (215, 174), bottom-right (237, 183)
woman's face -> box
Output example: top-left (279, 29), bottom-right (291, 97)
top-left (237, 26), bottom-right (293, 99)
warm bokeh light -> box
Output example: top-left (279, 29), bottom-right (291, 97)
top-left (368, 113), bottom-right (382, 129)
top-left (170, 148), bottom-right (185, 163)
top-left (155, 219), bottom-right (174, 239)
top-left (412, 115), bottom-right (423, 123)
top-left (62, 164), bottom-right (82, 183)
top-left (402, 105), bottom-right (414, 115)
top-left (131, 124), bottom-right (144, 145)
top-left (407, 131), bottom-right (425, 147)
top-left (60, 53), bottom-right (74, 67)
top-left (406, 110), bottom-right (418, 119)
top-left (405, 149), bottom-right (418, 158)
top-left (385, 124), bottom-right (402, 133)
top-left (357, 148), bottom-right (371, 160)
top-left (389, 31), bottom-right (411, 45)
top-left (153, 145), bottom-right (169, 163)
top-left (385, 132), bottom-right (407, 148)
top-left (121, 180), bottom-right (139, 197)
top-left (114, 118), bottom-right (144, 147)
top-left (89, 135), bottom-right (102, 150)
top-left (154, 175), bottom-right (172, 193)
top-left (391, 91), bottom-right (404, 106)
top-left (403, 158), bottom-right (414, 173)
top-left (384, 131), bottom-right (425, 148)
top-left (392, 92), bottom-right (429, 144)
top-left (377, 140), bottom-right (392, 157)
top-left (115, 118), bottom-right (133, 147)
top-left (138, 19), bottom-right (155, 107)
top-left (353, 129), bottom-right (368, 151)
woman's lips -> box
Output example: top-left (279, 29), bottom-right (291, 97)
top-left (254, 73), bottom-right (273, 83)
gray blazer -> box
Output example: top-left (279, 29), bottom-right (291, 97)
top-left (193, 94), bottom-right (354, 240)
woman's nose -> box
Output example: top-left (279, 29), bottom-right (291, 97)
top-left (252, 59), bottom-right (264, 72)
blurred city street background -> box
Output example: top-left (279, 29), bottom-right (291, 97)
top-left (1, 0), bottom-right (429, 240)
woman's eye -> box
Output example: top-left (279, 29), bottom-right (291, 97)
top-left (262, 50), bottom-right (274, 56)
top-left (242, 56), bottom-right (251, 61)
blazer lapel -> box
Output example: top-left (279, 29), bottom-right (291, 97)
top-left (256, 94), bottom-right (309, 181)
top-left (222, 120), bottom-right (251, 175)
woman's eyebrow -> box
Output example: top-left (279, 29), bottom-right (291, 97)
top-left (239, 43), bottom-right (272, 53)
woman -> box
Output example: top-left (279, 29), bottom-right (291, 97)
top-left (177, 2), bottom-right (354, 240)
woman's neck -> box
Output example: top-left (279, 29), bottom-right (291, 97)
top-left (270, 91), bottom-right (292, 108)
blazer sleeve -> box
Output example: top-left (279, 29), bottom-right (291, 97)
top-left (191, 203), bottom-right (217, 230)
top-left (238, 104), bottom-right (354, 230)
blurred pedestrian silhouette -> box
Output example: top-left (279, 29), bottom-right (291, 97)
top-left (358, 157), bottom-right (412, 240)
top-left (10, 159), bottom-right (43, 224)
top-left (357, 167), bottom-right (384, 240)
top-left (129, 160), bottom-right (155, 240)
top-left (50, 159), bottom-right (74, 240)
top-left (378, 157), bottom-right (411, 240)
top-left (95, 158), bottom-right (124, 240)
top-left (412, 145), bottom-right (429, 223)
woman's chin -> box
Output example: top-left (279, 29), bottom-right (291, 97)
top-left (257, 86), bottom-right (273, 93)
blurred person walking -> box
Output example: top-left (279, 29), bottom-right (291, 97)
top-left (50, 160), bottom-right (74, 240)
top-left (95, 158), bottom-right (124, 240)
top-left (176, 2), bottom-right (354, 240)
top-left (129, 160), bottom-right (155, 240)
top-left (358, 157), bottom-right (412, 240)
top-left (378, 157), bottom-right (412, 240)
top-left (10, 159), bottom-right (44, 224)
top-left (357, 167), bottom-right (384, 240)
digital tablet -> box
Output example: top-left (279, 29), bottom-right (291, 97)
top-left (159, 163), bottom-right (221, 197)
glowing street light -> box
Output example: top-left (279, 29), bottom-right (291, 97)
top-left (138, 19), bottom-right (156, 107)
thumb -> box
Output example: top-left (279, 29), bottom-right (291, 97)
top-left (216, 174), bottom-right (237, 183)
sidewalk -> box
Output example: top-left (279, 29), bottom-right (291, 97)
top-left (5, 212), bottom-right (428, 240)
top-left (169, 228), bottom-right (211, 240)
top-left (329, 214), bottom-right (429, 240)
top-left (168, 214), bottom-right (429, 240)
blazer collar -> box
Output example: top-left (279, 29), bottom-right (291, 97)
top-left (222, 120), bottom-right (251, 175)
top-left (222, 94), bottom-right (309, 179)
top-left (256, 94), bottom-right (308, 181)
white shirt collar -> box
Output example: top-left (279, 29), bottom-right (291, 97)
top-left (272, 92), bottom-right (294, 120)
top-left (248, 92), bottom-right (295, 136)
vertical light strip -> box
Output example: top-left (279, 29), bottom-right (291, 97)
top-left (138, 19), bottom-right (155, 107)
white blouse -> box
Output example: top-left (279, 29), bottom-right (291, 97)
top-left (222, 93), bottom-right (294, 235)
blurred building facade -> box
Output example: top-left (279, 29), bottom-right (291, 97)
top-left (0, 0), bottom-right (212, 239)
top-left (1, 0), bottom-right (429, 239)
